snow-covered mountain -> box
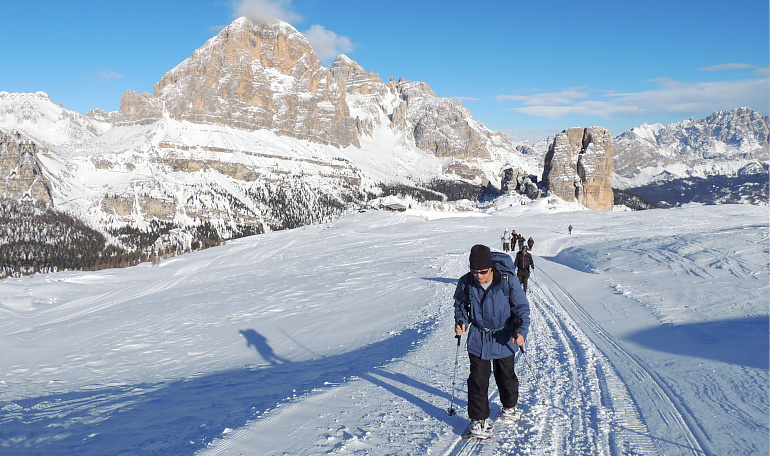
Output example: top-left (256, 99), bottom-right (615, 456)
top-left (0, 17), bottom-right (539, 274)
top-left (1, 17), bottom-right (767, 277)
top-left (514, 107), bottom-right (769, 207)
top-left (612, 107), bottom-right (769, 206)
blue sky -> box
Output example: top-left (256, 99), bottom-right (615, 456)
top-left (2, 0), bottom-right (767, 141)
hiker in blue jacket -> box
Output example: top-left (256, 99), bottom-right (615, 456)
top-left (454, 244), bottom-right (531, 438)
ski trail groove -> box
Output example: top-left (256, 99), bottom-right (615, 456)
top-left (532, 266), bottom-right (709, 456)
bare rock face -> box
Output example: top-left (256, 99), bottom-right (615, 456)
top-left (115, 91), bottom-right (163, 126)
top-left (390, 79), bottom-right (507, 160)
top-left (329, 54), bottom-right (391, 137)
top-left (152, 17), bottom-right (358, 148)
top-left (0, 130), bottom-right (52, 205)
top-left (542, 126), bottom-right (614, 210)
top-left (331, 53), bottom-right (518, 169)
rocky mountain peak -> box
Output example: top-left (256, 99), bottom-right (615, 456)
top-left (124, 17), bottom-right (358, 148)
top-left (329, 54), bottom-right (383, 94)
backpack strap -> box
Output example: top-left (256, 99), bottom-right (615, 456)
top-left (465, 273), bottom-right (511, 335)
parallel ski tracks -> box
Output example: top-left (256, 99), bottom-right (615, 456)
top-left (530, 266), bottom-right (709, 456)
top-left (443, 261), bottom-right (707, 456)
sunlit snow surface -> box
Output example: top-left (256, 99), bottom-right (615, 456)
top-left (0, 200), bottom-right (767, 455)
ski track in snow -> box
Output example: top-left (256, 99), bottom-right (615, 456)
top-left (1, 205), bottom-right (767, 455)
top-left (202, 241), bottom-right (702, 456)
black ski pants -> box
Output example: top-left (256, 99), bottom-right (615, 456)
top-left (467, 352), bottom-right (518, 420)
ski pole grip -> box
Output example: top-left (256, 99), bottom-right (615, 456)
top-left (455, 334), bottom-right (461, 346)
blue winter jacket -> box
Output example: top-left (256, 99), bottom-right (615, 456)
top-left (454, 270), bottom-right (531, 360)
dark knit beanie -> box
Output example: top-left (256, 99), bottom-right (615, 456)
top-left (469, 244), bottom-right (493, 270)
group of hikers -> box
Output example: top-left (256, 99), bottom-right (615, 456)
top-left (501, 229), bottom-right (535, 293)
top-left (448, 223), bottom-right (587, 438)
top-left (500, 229), bottom-right (533, 253)
top-left (452, 243), bottom-right (530, 438)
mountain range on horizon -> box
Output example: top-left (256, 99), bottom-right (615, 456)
top-left (0, 16), bottom-right (767, 277)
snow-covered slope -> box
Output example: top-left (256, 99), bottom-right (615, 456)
top-left (0, 202), bottom-right (767, 455)
top-left (0, 91), bottom-right (500, 248)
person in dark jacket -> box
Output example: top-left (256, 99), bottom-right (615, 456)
top-left (515, 245), bottom-right (535, 292)
top-left (517, 235), bottom-right (525, 251)
top-left (527, 237), bottom-right (534, 251)
top-left (454, 244), bottom-right (531, 438)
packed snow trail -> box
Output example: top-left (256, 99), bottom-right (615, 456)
top-left (439, 257), bottom-right (667, 456)
top-left (1, 204), bottom-right (766, 455)
top-left (201, 239), bottom-right (685, 456)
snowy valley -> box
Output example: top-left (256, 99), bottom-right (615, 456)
top-left (0, 15), bottom-right (768, 455)
top-left (0, 17), bottom-right (768, 280)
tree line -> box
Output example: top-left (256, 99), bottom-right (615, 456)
top-left (0, 178), bottom-right (482, 279)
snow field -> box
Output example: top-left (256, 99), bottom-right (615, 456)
top-left (0, 203), bottom-right (767, 455)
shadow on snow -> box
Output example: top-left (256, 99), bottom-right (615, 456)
top-left (625, 316), bottom-right (769, 370)
top-left (1, 323), bottom-right (436, 456)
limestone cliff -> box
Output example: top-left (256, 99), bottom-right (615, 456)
top-left (147, 18), bottom-right (358, 148)
top-left (542, 126), bottom-right (614, 210)
top-left (0, 129), bottom-right (52, 206)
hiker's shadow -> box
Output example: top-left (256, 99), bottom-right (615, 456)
top-left (239, 329), bottom-right (291, 365)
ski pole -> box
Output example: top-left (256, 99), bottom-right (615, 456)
top-left (447, 333), bottom-right (462, 416)
top-left (519, 344), bottom-right (540, 386)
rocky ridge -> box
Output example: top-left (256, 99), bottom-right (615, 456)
top-left (0, 129), bottom-right (53, 206)
top-left (613, 107), bottom-right (769, 183)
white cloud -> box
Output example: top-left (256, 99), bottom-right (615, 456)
top-left (232, 0), bottom-right (303, 25)
top-left (500, 128), bottom-right (559, 143)
top-left (301, 25), bottom-right (354, 63)
top-left (698, 63), bottom-right (758, 72)
top-left (496, 89), bottom-right (589, 106)
top-left (500, 77), bottom-right (769, 119)
top-left (644, 77), bottom-right (688, 89)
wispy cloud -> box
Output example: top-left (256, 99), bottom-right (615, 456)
top-left (498, 76), bottom-right (769, 119)
top-left (496, 89), bottom-right (589, 106)
top-left (452, 96), bottom-right (480, 102)
top-left (87, 70), bottom-right (124, 84)
top-left (698, 63), bottom-right (759, 72)
top-left (232, 0), bottom-right (303, 25)
top-left (500, 128), bottom-right (560, 143)
top-left (301, 25), bottom-right (354, 63)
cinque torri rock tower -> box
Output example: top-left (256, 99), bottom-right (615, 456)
top-left (542, 126), bottom-right (614, 210)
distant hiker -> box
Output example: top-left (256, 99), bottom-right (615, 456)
top-left (515, 246), bottom-right (535, 293)
top-left (501, 229), bottom-right (512, 252)
top-left (568, 225), bottom-right (573, 235)
top-left (527, 237), bottom-right (534, 251)
top-left (517, 235), bottom-right (525, 251)
top-left (454, 244), bottom-right (531, 438)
